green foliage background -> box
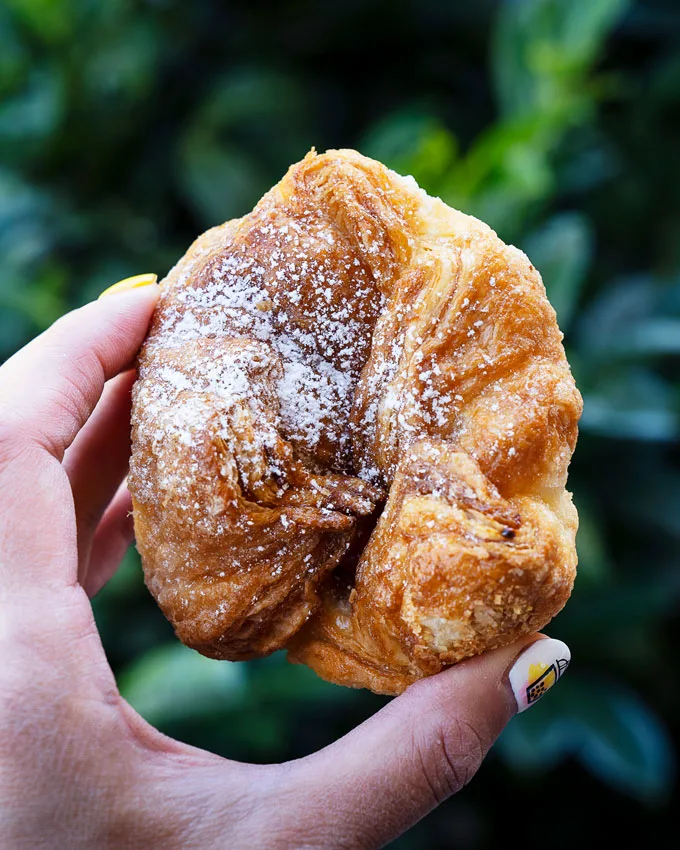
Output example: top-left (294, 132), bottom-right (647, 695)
top-left (2, 0), bottom-right (679, 846)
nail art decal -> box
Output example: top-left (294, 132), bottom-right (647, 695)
top-left (508, 638), bottom-right (570, 713)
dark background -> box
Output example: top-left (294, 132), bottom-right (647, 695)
top-left (1, 0), bottom-right (679, 846)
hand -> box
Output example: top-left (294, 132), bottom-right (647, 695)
top-left (0, 278), bottom-right (570, 849)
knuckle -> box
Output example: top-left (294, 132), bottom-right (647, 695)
top-left (413, 717), bottom-right (486, 805)
top-left (53, 351), bottom-right (98, 424)
top-left (33, 346), bottom-right (102, 457)
top-left (444, 718), bottom-right (486, 787)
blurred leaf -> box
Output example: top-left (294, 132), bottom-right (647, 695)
top-left (362, 111), bottom-right (458, 196)
top-left (189, 68), bottom-right (308, 134)
top-left (524, 212), bottom-right (593, 329)
top-left (617, 462), bottom-right (680, 542)
top-left (366, 0), bottom-right (630, 244)
top-left (249, 653), bottom-right (359, 704)
top-left (572, 497), bottom-right (613, 588)
top-left (463, 0), bottom-right (632, 239)
top-left (81, 21), bottom-right (161, 108)
top-left (4, 0), bottom-right (74, 43)
top-left (597, 318), bottom-right (680, 359)
top-left (0, 265), bottom-right (66, 326)
top-left (558, 580), bottom-right (675, 641)
top-left (499, 675), bottom-right (675, 803)
top-left (119, 643), bottom-right (247, 725)
top-left (440, 112), bottom-right (558, 224)
top-left (493, 0), bottom-right (631, 118)
top-left (0, 66), bottom-right (64, 162)
top-left (0, 9), bottom-right (28, 96)
top-left (178, 68), bottom-right (313, 223)
top-left (556, 131), bottom-right (620, 193)
top-left (576, 275), bottom-right (680, 362)
top-left (572, 680), bottom-right (675, 803)
top-left (580, 370), bottom-right (678, 441)
top-left (179, 137), bottom-right (267, 225)
top-left (0, 169), bottom-right (68, 356)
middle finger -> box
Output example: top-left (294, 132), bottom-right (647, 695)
top-left (63, 370), bottom-right (137, 584)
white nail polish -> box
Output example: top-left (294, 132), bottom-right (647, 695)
top-left (508, 638), bottom-right (571, 713)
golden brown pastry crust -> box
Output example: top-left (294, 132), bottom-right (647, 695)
top-left (129, 148), bottom-right (582, 695)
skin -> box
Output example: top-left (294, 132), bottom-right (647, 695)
top-left (0, 284), bottom-right (542, 849)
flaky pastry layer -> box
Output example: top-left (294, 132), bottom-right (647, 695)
top-left (129, 149), bottom-right (582, 694)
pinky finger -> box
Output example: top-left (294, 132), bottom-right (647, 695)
top-left (83, 481), bottom-right (136, 597)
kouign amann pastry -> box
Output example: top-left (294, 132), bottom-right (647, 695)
top-left (128, 148), bottom-right (582, 695)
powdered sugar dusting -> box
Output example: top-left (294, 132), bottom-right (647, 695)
top-left (142, 205), bottom-right (385, 475)
top-left (134, 160), bottom-right (535, 511)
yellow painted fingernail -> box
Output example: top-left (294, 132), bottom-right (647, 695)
top-left (99, 273), bottom-right (158, 298)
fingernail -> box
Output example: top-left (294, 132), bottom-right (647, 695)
top-left (99, 273), bottom-right (158, 298)
top-left (508, 638), bottom-right (570, 713)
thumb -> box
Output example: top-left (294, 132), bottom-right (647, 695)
top-left (282, 636), bottom-right (570, 849)
top-left (0, 274), bottom-right (159, 461)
